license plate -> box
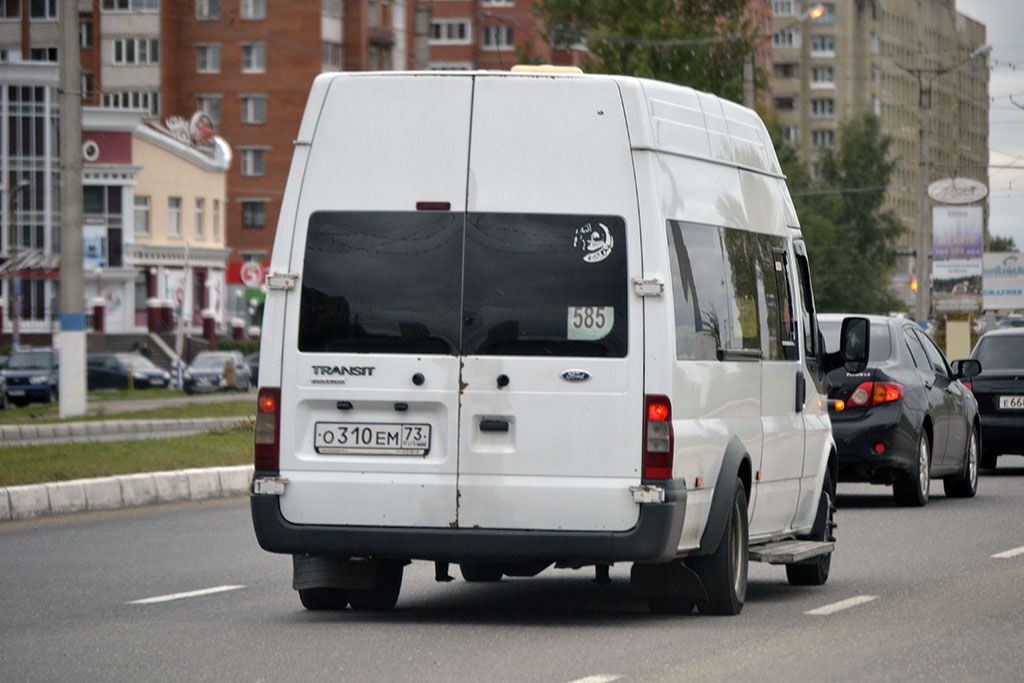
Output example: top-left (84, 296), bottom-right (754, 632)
top-left (7, 389), bottom-right (25, 396)
top-left (314, 422), bottom-right (431, 455)
top-left (999, 395), bottom-right (1024, 410)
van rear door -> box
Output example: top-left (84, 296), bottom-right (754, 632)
top-left (456, 76), bottom-right (645, 532)
top-left (277, 75), bottom-right (472, 528)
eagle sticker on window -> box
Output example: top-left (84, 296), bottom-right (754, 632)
top-left (574, 222), bottom-right (614, 263)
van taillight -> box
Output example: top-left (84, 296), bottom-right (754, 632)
top-left (643, 395), bottom-right (674, 480)
top-left (254, 387), bottom-right (281, 473)
top-left (848, 381), bottom-right (903, 408)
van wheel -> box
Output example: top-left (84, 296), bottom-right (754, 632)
top-left (347, 560), bottom-right (404, 611)
top-left (460, 563), bottom-right (503, 582)
top-left (298, 588), bottom-right (349, 611)
top-left (894, 432), bottom-right (930, 507)
top-left (786, 470), bottom-right (835, 586)
top-left (943, 427), bottom-right (979, 498)
top-left (689, 477), bottom-right (748, 615)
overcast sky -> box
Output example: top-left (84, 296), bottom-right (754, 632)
top-left (956, 0), bottom-right (1024, 249)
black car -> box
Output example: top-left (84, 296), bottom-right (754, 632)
top-left (87, 353), bottom-right (172, 390)
top-left (182, 351), bottom-right (253, 394)
top-left (3, 347), bottom-right (59, 406)
top-left (967, 327), bottom-right (1024, 468)
top-left (819, 314), bottom-right (981, 506)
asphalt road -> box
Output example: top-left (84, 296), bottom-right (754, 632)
top-left (2, 457), bottom-right (1023, 683)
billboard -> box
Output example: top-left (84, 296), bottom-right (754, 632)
top-left (982, 252), bottom-right (1024, 310)
top-left (933, 206), bottom-right (983, 260)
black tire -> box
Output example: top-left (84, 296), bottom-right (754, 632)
top-left (347, 560), bottom-right (404, 611)
top-left (183, 386), bottom-right (195, 395)
top-left (893, 431), bottom-right (930, 507)
top-left (689, 477), bottom-right (748, 616)
top-left (786, 470), bottom-right (835, 586)
top-left (298, 587), bottom-right (349, 611)
top-left (944, 427), bottom-right (979, 498)
top-left (460, 563), bottom-right (504, 582)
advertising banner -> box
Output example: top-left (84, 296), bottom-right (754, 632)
top-left (933, 206), bottom-right (983, 260)
top-left (933, 259), bottom-right (983, 312)
top-left (982, 252), bottom-right (1024, 310)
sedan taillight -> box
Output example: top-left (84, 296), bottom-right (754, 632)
top-left (847, 381), bottom-right (903, 408)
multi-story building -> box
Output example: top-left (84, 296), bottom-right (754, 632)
top-left (771, 0), bottom-right (989, 305)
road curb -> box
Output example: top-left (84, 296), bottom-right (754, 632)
top-left (0, 416), bottom-right (254, 447)
top-left (0, 465), bottom-right (255, 522)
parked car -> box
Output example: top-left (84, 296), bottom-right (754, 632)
top-left (245, 351), bottom-right (259, 385)
top-left (87, 353), bottom-right (172, 390)
top-left (182, 351), bottom-right (252, 394)
top-left (3, 347), bottom-right (59, 406)
top-left (967, 327), bottom-right (1024, 468)
top-left (819, 314), bottom-right (981, 506)
top-left (0, 371), bottom-right (8, 410)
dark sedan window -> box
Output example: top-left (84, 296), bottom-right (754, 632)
top-left (902, 329), bottom-right (930, 369)
top-left (972, 336), bottom-right (1024, 371)
top-left (913, 329), bottom-right (950, 375)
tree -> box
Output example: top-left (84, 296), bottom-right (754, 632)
top-left (535, 0), bottom-right (764, 102)
top-left (769, 113), bottom-right (905, 313)
top-left (988, 235), bottom-right (1018, 252)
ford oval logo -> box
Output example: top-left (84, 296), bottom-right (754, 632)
top-left (561, 370), bottom-right (591, 382)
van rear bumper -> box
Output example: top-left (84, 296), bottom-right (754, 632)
top-left (251, 480), bottom-right (686, 564)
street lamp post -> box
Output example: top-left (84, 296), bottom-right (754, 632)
top-left (900, 44), bottom-right (991, 323)
top-left (5, 180), bottom-right (30, 350)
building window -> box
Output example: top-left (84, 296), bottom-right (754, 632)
top-left (1, 0), bottom-right (21, 18)
top-left (196, 44), bottom-right (220, 73)
top-left (101, 90), bottom-right (160, 115)
top-left (817, 4), bottom-right (835, 24)
top-left (113, 38), bottom-right (160, 65)
top-left (774, 96), bottom-right (795, 111)
top-left (240, 148), bottom-right (266, 177)
top-left (322, 41), bottom-right (341, 71)
top-left (810, 66), bottom-right (834, 87)
top-left (431, 19), bottom-right (471, 45)
top-left (872, 64), bottom-right (880, 83)
top-left (240, 0), bottom-right (265, 20)
top-left (29, 47), bottom-right (59, 62)
top-left (212, 199), bottom-right (220, 241)
top-left (773, 30), bottom-right (799, 48)
top-left (241, 43), bottom-right (266, 73)
top-left (772, 0), bottom-right (795, 15)
top-left (196, 0), bottom-right (218, 20)
top-left (80, 20), bottom-right (93, 48)
top-left (872, 95), bottom-right (880, 115)
top-left (811, 35), bottom-right (835, 56)
top-left (482, 0), bottom-right (513, 6)
top-left (871, 32), bottom-right (879, 54)
top-left (196, 95), bottom-right (221, 124)
top-left (242, 201), bottom-right (266, 230)
top-left (811, 98), bottom-right (835, 119)
top-left (811, 129), bottom-right (835, 149)
top-left (774, 62), bottom-right (797, 79)
top-left (194, 198), bottom-right (205, 239)
top-left (168, 197), bottom-right (182, 238)
top-left (482, 25), bottom-right (514, 49)
top-left (81, 72), bottom-right (94, 100)
top-left (782, 126), bottom-right (799, 143)
top-left (30, 0), bottom-right (57, 19)
top-left (134, 196), bottom-right (150, 235)
top-left (241, 95), bottom-right (266, 124)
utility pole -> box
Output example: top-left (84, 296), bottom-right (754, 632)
top-left (413, 1), bottom-right (431, 70)
top-left (58, 0), bottom-right (86, 417)
top-left (5, 181), bottom-right (29, 350)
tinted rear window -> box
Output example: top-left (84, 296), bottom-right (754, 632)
top-left (819, 318), bottom-right (893, 363)
top-left (972, 336), bottom-right (1024, 371)
top-left (299, 212), bottom-right (627, 357)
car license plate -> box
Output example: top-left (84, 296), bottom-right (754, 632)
top-left (314, 422), bottom-right (431, 455)
top-left (999, 395), bottom-right (1024, 410)
top-left (7, 389), bottom-right (25, 396)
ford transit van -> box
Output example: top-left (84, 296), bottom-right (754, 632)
top-left (251, 70), bottom-right (854, 615)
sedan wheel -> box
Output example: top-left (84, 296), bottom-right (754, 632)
top-left (943, 427), bottom-right (979, 498)
top-left (894, 432), bottom-right (930, 507)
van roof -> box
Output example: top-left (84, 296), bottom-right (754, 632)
top-left (303, 71), bottom-right (784, 178)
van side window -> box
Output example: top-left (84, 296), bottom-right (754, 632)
top-left (772, 248), bottom-right (798, 361)
top-left (793, 243), bottom-right (820, 375)
top-left (298, 211), bottom-right (464, 354)
top-left (721, 228), bottom-right (763, 353)
top-left (667, 221), bottom-right (729, 360)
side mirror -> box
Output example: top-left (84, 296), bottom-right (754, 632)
top-left (950, 359), bottom-right (982, 379)
top-left (839, 317), bottom-right (870, 374)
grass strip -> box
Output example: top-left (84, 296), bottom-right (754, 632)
top-left (0, 400), bottom-right (255, 425)
top-left (0, 426), bottom-right (253, 487)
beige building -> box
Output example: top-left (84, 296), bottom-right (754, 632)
top-left (771, 0), bottom-right (989, 305)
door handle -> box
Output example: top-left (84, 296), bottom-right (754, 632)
top-left (479, 419), bottom-right (510, 433)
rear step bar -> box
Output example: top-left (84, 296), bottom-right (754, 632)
top-left (749, 540), bottom-right (834, 564)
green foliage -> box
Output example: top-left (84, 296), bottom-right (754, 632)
top-left (988, 235), bottom-right (1018, 252)
top-left (535, 0), bottom-right (763, 102)
top-left (769, 113), bottom-right (905, 314)
top-left (216, 338), bottom-right (260, 354)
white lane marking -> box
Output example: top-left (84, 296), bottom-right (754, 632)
top-left (992, 545), bottom-right (1024, 559)
top-left (128, 584), bottom-right (245, 605)
top-left (805, 595), bottom-right (878, 616)
top-left (565, 677), bottom-right (622, 683)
